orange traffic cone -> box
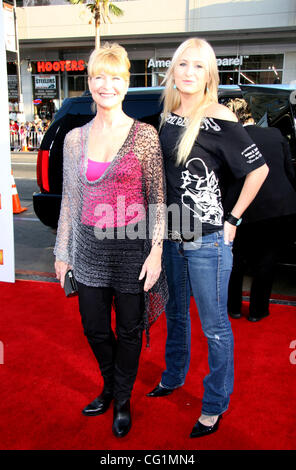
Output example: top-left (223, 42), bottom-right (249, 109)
top-left (11, 171), bottom-right (27, 214)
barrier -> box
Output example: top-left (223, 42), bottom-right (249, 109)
top-left (10, 130), bottom-right (45, 151)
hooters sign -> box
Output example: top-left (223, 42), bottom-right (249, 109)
top-left (37, 60), bottom-right (85, 73)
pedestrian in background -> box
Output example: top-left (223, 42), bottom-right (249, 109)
top-left (225, 98), bottom-right (296, 321)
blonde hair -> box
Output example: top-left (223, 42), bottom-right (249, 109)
top-left (161, 38), bottom-right (219, 165)
top-left (88, 42), bottom-right (130, 84)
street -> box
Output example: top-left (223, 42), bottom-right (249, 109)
top-left (11, 152), bottom-right (57, 282)
top-left (11, 152), bottom-right (296, 298)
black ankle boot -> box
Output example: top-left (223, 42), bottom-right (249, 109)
top-left (112, 399), bottom-right (131, 438)
top-left (82, 389), bottom-right (113, 417)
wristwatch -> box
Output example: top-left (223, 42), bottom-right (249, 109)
top-left (225, 212), bottom-right (242, 227)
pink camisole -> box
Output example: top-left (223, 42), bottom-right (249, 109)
top-left (86, 159), bottom-right (111, 181)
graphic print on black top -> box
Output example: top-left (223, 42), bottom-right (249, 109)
top-left (160, 112), bottom-right (266, 238)
top-left (181, 157), bottom-right (223, 226)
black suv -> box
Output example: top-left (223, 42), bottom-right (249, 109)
top-left (240, 85), bottom-right (296, 163)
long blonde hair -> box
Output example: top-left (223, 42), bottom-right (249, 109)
top-left (160, 38), bottom-right (219, 165)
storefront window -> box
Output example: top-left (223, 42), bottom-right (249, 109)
top-left (241, 54), bottom-right (283, 70)
top-left (219, 71), bottom-right (239, 85)
top-left (68, 75), bottom-right (88, 97)
top-left (142, 53), bottom-right (284, 86)
top-left (130, 74), bottom-right (152, 87)
top-left (217, 54), bottom-right (283, 85)
top-left (129, 60), bottom-right (152, 87)
top-left (144, 58), bottom-right (171, 86)
top-left (32, 74), bottom-right (59, 120)
top-left (6, 62), bottom-right (21, 120)
top-left (239, 70), bottom-right (282, 85)
top-left (30, 59), bottom-right (88, 114)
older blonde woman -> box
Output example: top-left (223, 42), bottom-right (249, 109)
top-left (147, 38), bottom-right (269, 437)
top-left (54, 43), bottom-right (167, 438)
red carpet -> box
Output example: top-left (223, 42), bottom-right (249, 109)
top-left (0, 280), bottom-right (295, 450)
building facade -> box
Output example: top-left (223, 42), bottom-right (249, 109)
top-left (6, 0), bottom-right (296, 121)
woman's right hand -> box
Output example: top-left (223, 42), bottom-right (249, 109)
top-left (55, 260), bottom-right (70, 288)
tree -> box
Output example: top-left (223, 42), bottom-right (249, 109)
top-left (68, 0), bottom-right (124, 49)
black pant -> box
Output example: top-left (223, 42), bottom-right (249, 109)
top-left (228, 216), bottom-right (293, 317)
top-left (77, 282), bottom-right (144, 402)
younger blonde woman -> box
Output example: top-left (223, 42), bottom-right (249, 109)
top-left (147, 38), bottom-right (269, 438)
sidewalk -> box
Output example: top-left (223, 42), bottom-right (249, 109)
top-left (11, 151), bottom-right (38, 157)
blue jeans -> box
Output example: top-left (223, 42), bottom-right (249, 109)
top-left (161, 231), bottom-right (234, 416)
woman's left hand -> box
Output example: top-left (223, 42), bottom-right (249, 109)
top-left (139, 249), bottom-right (162, 292)
top-left (223, 221), bottom-right (237, 245)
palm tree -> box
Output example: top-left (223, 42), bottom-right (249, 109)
top-left (68, 0), bottom-right (124, 49)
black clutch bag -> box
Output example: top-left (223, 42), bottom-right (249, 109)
top-left (64, 269), bottom-right (78, 297)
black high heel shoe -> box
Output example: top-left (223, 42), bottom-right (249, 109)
top-left (112, 399), bottom-right (131, 438)
top-left (190, 415), bottom-right (222, 438)
top-left (146, 383), bottom-right (176, 397)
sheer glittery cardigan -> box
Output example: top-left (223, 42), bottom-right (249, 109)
top-left (54, 119), bottom-right (168, 341)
